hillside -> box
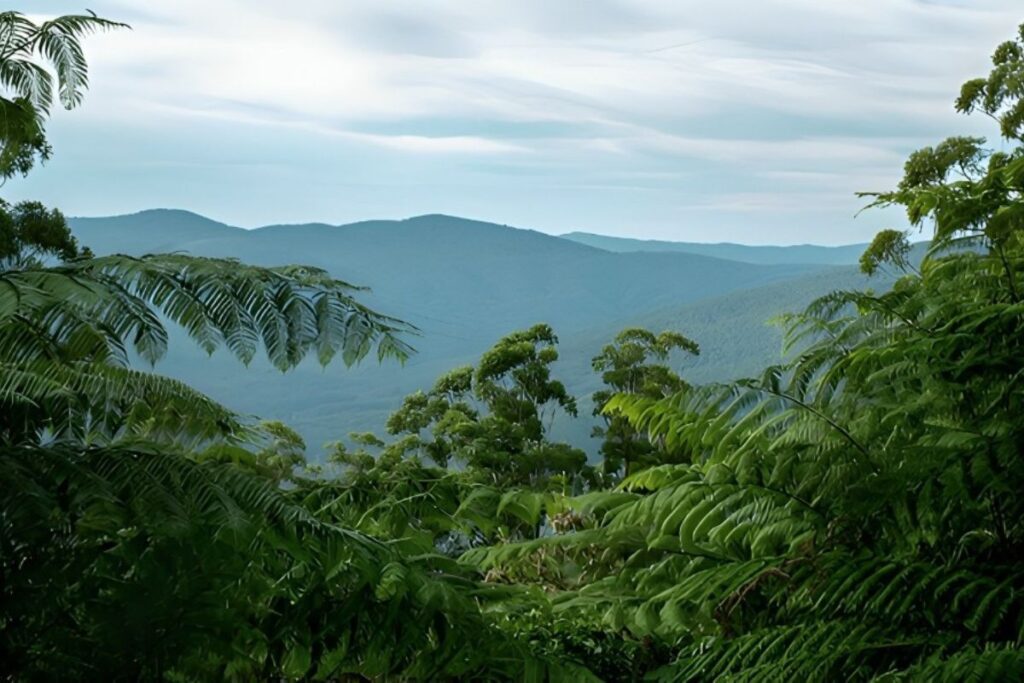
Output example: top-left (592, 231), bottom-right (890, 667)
top-left (71, 209), bottom-right (243, 253)
top-left (561, 231), bottom-right (871, 265)
top-left (562, 265), bottom-right (896, 392)
top-left (69, 210), bottom-right (878, 457)
top-left (73, 211), bottom-right (828, 341)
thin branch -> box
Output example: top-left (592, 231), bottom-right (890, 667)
top-left (747, 383), bottom-right (873, 464)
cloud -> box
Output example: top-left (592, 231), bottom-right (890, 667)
top-left (15, 0), bottom-right (1024, 243)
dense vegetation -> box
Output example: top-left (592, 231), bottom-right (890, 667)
top-left (3, 9), bottom-right (1024, 681)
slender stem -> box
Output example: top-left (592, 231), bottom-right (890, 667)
top-left (753, 384), bottom-right (873, 464)
top-left (744, 482), bottom-right (824, 518)
top-left (0, 26), bottom-right (40, 62)
top-left (993, 244), bottom-right (1020, 302)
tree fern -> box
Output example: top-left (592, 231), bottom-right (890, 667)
top-left (458, 26), bottom-right (1024, 678)
top-left (0, 252), bottom-right (416, 445)
top-left (0, 11), bottom-right (127, 177)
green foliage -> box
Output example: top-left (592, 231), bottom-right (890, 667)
top-left (493, 603), bottom-right (669, 682)
top-left (386, 324), bottom-right (589, 490)
top-left (592, 328), bottom-right (698, 477)
top-left (859, 228), bottom-right (913, 276)
top-left (551, 231), bottom-right (1024, 676)
top-left (0, 198), bottom-right (88, 268)
top-left (476, 323), bottom-right (578, 436)
top-left (463, 325), bottom-right (587, 487)
top-left (386, 365), bottom-right (477, 468)
top-left (0, 10), bottom-right (128, 178)
top-left (313, 436), bottom-right (466, 552)
top-left (955, 23), bottom-right (1024, 141)
top-left (863, 26), bottom-right (1024, 265)
top-left (1, 443), bottom-right (581, 681)
top-left (0, 219), bottom-right (416, 445)
top-left (196, 420), bottom-right (313, 485)
top-left (0, 97), bottom-right (49, 179)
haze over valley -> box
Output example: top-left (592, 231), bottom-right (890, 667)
top-left (73, 209), bottom-right (896, 455)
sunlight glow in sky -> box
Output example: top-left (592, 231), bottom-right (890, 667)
top-left (9, 0), bottom-right (1022, 243)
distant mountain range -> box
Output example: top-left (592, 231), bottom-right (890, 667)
top-left (560, 231), bottom-right (870, 265)
top-left (70, 210), bottom-right (896, 458)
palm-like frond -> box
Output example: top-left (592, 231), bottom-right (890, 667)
top-left (0, 11), bottom-right (126, 178)
top-left (0, 442), bottom-right (591, 680)
top-left (1, 254), bottom-right (416, 367)
top-left (0, 11), bottom-right (127, 114)
top-left (0, 253), bottom-right (416, 445)
top-left (0, 59), bottom-right (52, 116)
top-left (0, 360), bottom-right (241, 444)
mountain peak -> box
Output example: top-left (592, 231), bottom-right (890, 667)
top-left (400, 214), bottom-right (518, 231)
top-left (129, 208), bottom-right (213, 220)
top-left (72, 208), bottom-right (238, 231)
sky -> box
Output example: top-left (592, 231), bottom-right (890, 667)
top-left (6, 1), bottom-right (1021, 244)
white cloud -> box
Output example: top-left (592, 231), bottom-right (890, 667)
top-left (15, 0), bottom-right (1024, 242)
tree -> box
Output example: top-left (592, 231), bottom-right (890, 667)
top-left (0, 11), bottom-right (128, 179)
top-left (475, 324), bottom-right (578, 434)
top-left (591, 328), bottom-right (698, 477)
top-left (0, 198), bottom-right (89, 269)
top-left (385, 366), bottom-right (477, 468)
top-left (471, 324), bottom-right (586, 486)
top-left (386, 324), bottom-right (588, 489)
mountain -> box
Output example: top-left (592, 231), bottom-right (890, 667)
top-left (74, 212), bottom-right (827, 339)
top-left (71, 209), bottom-right (242, 254)
top-left (69, 210), bottom-right (883, 458)
top-left (561, 265), bottom-right (895, 392)
top-left (560, 231), bottom-right (871, 265)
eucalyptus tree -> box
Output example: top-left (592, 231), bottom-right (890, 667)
top-left (471, 324), bottom-right (586, 486)
top-left (386, 365), bottom-right (477, 468)
top-left (591, 328), bottom-right (698, 478)
top-left (385, 324), bottom-right (587, 488)
top-left (0, 198), bottom-right (88, 267)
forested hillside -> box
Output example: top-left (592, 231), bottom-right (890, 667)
top-left (560, 231), bottom-right (873, 265)
top-left (70, 210), bottom-right (878, 455)
top-left (4, 9), bottom-right (1024, 682)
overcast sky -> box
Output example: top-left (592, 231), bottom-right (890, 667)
top-left (7, 1), bottom-right (1020, 243)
